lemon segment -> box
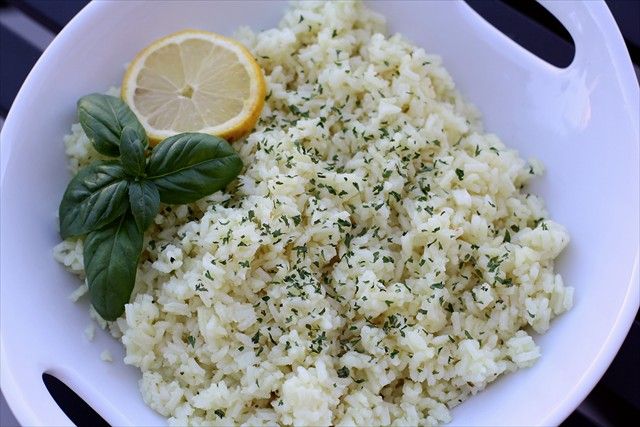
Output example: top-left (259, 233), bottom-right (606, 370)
top-left (122, 30), bottom-right (265, 144)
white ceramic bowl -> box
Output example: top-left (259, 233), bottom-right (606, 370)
top-left (1, 1), bottom-right (638, 426)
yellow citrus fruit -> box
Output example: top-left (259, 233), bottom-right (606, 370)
top-left (122, 30), bottom-right (265, 144)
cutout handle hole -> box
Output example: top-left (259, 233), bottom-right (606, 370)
top-left (465, 0), bottom-right (575, 68)
top-left (42, 373), bottom-right (110, 427)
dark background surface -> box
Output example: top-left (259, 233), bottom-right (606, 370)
top-left (1, 0), bottom-right (638, 426)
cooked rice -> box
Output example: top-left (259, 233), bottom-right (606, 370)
top-left (54, 1), bottom-right (572, 425)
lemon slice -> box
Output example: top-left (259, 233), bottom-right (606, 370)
top-left (122, 30), bottom-right (265, 144)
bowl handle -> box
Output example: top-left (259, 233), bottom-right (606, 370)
top-left (1, 370), bottom-right (73, 426)
top-left (540, 0), bottom-right (623, 65)
top-left (540, 0), bottom-right (639, 128)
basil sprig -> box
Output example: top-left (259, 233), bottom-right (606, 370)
top-left (60, 94), bottom-right (243, 320)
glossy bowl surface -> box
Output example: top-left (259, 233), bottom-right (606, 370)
top-left (1, 1), bottom-right (638, 425)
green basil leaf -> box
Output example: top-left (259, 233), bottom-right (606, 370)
top-left (129, 180), bottom-right (160, 231)
top-left (120, 126), bottom-right (147, 177)
top-left (59, 161), bottom-right (129, 239)
top-left (84, 212), bottom-right (143, 321)
top-left (77, 94), bottom-right (147, 157)
top-left (147, 133), bottom-right (243, 204)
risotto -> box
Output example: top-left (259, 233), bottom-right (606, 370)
top-left (54, 1), bottom-right (572, 425)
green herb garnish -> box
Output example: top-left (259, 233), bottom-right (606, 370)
top-left (59, 93), bottom-right (243, 320)
top-left (77, 94), bottom-right (147, 157)
top-left (337, 366), bottom-right (350, 378)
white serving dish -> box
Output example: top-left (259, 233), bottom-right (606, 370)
top-left (1, 1), bottom-right (638, 426)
